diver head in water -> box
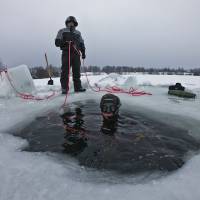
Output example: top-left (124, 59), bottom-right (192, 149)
top-left (100, 94), bottom-right (121, 134)
top-left (100, 93), bottom-right (121, 122)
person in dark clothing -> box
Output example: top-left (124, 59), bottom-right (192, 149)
top-left (55, 16), bottom-right (86, 94)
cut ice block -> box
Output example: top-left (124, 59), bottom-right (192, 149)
top-left (7, 65), bottom-right (36, 94)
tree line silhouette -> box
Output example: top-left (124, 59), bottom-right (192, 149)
top-left (0, 59), bottom-right (199, 78)
top-left (29, 65), bottom-right (200, 79)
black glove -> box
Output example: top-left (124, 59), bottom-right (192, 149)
top-left (55, 39), bottom-right (65, 48)
top-left (81, 48), bottom-right (86, 59)
top-left (80, 43), bottom-right (86, 59)
top-left (82, 53), bottom-right (86, 59)
top-left (55, 39), bottom-right (61, 47)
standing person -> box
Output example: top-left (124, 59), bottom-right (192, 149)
top-left (55, 16), bottom-right (86, 94)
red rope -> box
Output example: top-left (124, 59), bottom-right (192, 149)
top-left (1, 69), bottom-right (56, 101)
top-left (82, 60), bottom-right (152, 96)
top-left (71, 46), bottom-right (152, 96)
top-left (64, 125), bottom-right (87, 137)
top-left (62, 41), bottom-right (72, 107)
top-left (1, 44), bottom-right (152, 106)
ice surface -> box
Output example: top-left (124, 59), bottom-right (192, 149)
top-left (0, 72), bottom-right (200, 200)
top-left (7, 65), bottom-right (36, 93)
top-left (34, 72), bottom-right (200, 91)
top-left (1, 131), bottom-right (200, 200)
top-left (0, 71), bottom-right (13, 98)
top-left (0, 65), bottom-right (36, 98)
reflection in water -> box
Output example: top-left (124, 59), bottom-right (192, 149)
top-left (61, 107), bottom-right (88, 155)
top-left (101, 119), bottom-right (118, 135)
top-left (59, 103), bottom-right (200, 173)
top-left (61, 105), bottom-right (119, 155)
top-left (14, 100), bottom-right (200, 174)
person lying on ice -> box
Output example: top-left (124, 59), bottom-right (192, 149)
top-left (55, 16), bottom-right (86, 94)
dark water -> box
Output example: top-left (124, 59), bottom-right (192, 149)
top-left (14, 100), bottom-right (200, 174)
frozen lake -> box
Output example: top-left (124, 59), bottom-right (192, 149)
top-left (0, 73), bottom-right (200, 200)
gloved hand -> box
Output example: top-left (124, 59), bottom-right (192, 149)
top-left (55, 39), bottom-right (62, 47)
top-left (82, 53), bottom-right (86, 59)
top-left (55, 39), bottom-right (66, 48)
top-left (80, 45), bottom-right (86, 59)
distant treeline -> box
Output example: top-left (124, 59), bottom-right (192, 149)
top-left (1, 58), bottom-right (200, 78)
top-left (29, 65), bottom-right (60, 79)
top-left (29, 65), bottom-right (200, 79)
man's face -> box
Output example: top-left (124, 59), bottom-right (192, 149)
top-left (67, 21), bottom-right (75, 28)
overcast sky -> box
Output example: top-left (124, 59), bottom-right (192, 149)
top-left (0, 0), bottom-right (200, 68)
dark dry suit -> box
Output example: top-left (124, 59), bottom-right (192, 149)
top-left (55, 27), bottom-right (85, 91)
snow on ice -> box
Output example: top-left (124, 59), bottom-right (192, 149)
top-left (0, 65), bottom-right (200, 200)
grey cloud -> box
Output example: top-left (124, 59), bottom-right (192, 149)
top-left (0, 0), bottom-right (200, 68)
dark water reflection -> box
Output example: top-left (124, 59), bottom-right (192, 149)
top-left (14, 100), bottom-right (200, 174)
